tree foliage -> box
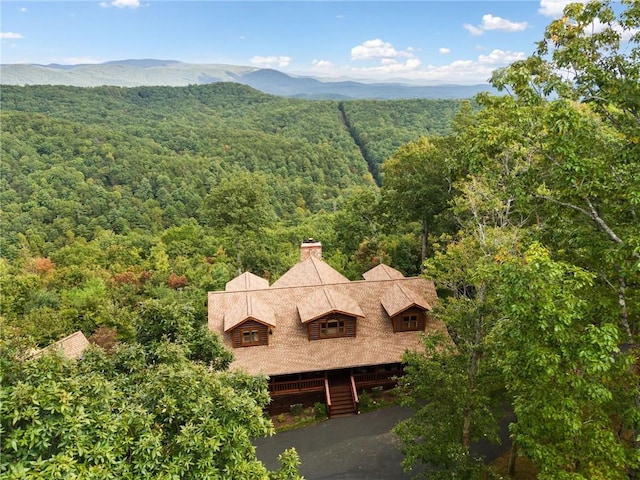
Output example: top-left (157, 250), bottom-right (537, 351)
top-left (0, 322), bottom-right (302, 479)
top-left (396, 1), bottom-right (639, 478)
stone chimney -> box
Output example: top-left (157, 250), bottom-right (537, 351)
top-left (300, 238), bottom-right (322, 261)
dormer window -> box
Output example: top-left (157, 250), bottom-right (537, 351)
top-left (381, 283), bottom-right (432, 333)
top-left (320, 316), bottom-right (346, 338)
top-left (395, 310), bottom-right (424, 332)
top-left (241, 327), bottom-right (262, 346)
top-left (231, 320), bottom-right (270, 348)
top-left (223, 293), bottom-right (276, 349)
top-left (307, 313), bottom-right (355, 341)
top-left (402, 315), bottom-right (418, 331)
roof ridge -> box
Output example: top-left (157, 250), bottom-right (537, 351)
top-left (212, 277), bottom-right (424, 295)
top-left (395, 283), bottom-right (413, 302)
top-left (310, 255), bottom-right (324, 282)
top-left (323, 286), bottom-right (336, 309)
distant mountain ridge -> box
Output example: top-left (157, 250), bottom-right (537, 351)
top-left (0, 59), bottom-right (497, 99)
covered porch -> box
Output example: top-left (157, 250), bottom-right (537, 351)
top-left (267, 363), bottom-right (404, 417)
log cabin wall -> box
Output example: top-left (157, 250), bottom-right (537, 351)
top-left (307, 313), bottom-right (357, 341)
top-left (231, 320), bottom-right (270, 348)
top-left (391, 307), bottom-right (426, 333)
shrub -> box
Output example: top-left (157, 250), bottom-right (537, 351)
top-left (313, 402), bottom-right (327, 419)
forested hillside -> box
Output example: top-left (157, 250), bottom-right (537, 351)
top-left (1, 82), bottom-right (463, 350)
top-left (2, 83), bottom-right (461, 477)
top-left (1, 83), bottom-right (461, 260)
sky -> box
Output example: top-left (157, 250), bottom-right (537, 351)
top-left (1, 0), bottom-right (592, 84)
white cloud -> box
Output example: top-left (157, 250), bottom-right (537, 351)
top-left (308, 46), bottom-right (526, 84)
top-left (312, 59), bottom-right (333, 67)
top-left (439, 47), bottom-right (451, 54)
top-left (463, 24), bottom-right (484, 36)
top-left (1, 32), bottom-right (24, 39)
top-left (19, 7), bottom-right (27, 13)
top-left (251, 55), bottom-right (292, 68)
top-left (351, 39), bottom-right (413, 61)
top-left (481, 14), bottom-right (528, 32)
top-left (478, 49), bottom-right (526, 65)
top-left (538, 0), bottom-right (587, 18)
top-left (349, 57), bottom-right (422, 76)
top-left (100, 0), bottom-right (140, 8)
top-left (465, 14), bottom-right (528, 36)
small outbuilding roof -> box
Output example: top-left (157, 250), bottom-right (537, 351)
top-left (31, 331), bottom-right (90, 360)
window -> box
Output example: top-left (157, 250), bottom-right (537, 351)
top-left (320, 318), bottom-right (345, 338)
top-left (402, 315), bottom-right (418, 330)
top-left (241, 328), bottom-right (261, 346)
top-left (396, 314), bottom-right (422, 332)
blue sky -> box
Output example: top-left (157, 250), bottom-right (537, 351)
top-left (1, 1), bottom-right (586, 84)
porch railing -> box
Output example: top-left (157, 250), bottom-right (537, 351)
top-left (352, 369), bottom-right (404, 388)
top-left (269, 377), bottom-right (325, 394)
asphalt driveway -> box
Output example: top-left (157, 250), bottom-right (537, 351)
top-left (254, 406), bottom-right (513, 480)
top-left (254, 406), bottom-right (416, 479)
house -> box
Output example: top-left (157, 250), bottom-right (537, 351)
top-left (208, 240), bottom-right (442, 417)
top-left (29, 331), bottom-right (90, 360)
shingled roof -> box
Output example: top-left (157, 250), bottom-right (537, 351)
top-left (271, 255), bottom-right (350, 288)
top-left (381, 283), bottom-right (433, 318)
top-left (226, 272), bottom-right (270, 292)
top-left (362, 263), bottom-right (405, 281)
top-left (209, 242), bottom-right (441, 377)
top-left (31, 331), bottom-right (90, 360)
top-left (223, 293), bottom-right (276, 331)
top-left (297, 286), bottom-right (365, 324)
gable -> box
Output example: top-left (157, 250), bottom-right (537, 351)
top-left (362, 264), bottom-right (405, 281)
top-left (297, 286), bottom-right (364, 324)
top-left (271, 255), bottom-right (349, 288)
top-left (226, 272), bottom-right (270, 292)
top-left (380, 283), bottom-right (432, 318)
top-left (223, 293), bottom-right (276, 332)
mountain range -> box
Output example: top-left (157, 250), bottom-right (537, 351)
top-left (0, 59), bottom-right (497, 100)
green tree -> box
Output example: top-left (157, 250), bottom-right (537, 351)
top-left (489, 243), bottom-right (638, 479)
top-left (0, 328), bottom-right (301, 479)
top-left (204, 170), bottom-right (276, 274)
top-left (136, 299), bottom-right (233, 370)
top-left (381, 136), bottom-right (452, 261)
top-left (489, 0), bottom-right (640, 341)
top-left (394, 185), bottom-right (519, 477)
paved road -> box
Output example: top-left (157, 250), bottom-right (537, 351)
top-left (254, 406), bottom-right (513, 480)
top-left (255, 406), bottom-right (416, 479)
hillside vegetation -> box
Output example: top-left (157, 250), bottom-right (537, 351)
top-left (1, 83), bottom-right (462, 260)
top-left (1, 83), bottom-right (462, 348)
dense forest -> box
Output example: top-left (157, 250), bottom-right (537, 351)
top-left (2, 1), bottom-right (639, 478)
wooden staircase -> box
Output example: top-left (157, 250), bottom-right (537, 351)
top-left (327, 375), bottom-right (358, 418)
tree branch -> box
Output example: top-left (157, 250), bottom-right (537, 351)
top-left (535, 194), bottom-right (639, 258)
top-left (584, 197), bottom-right (623, 244)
